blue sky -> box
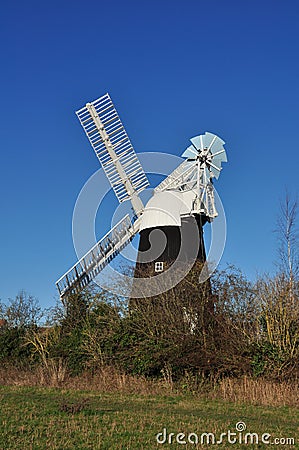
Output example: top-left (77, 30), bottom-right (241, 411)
top-left (1, 0), bottom-right (298, 308)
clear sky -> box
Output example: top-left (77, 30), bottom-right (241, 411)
top-left (1, 0), bottom-right (298, 308)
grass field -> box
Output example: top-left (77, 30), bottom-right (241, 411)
top-left (0, 385), bottom-right (298, 449)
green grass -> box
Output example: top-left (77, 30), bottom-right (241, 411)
top-left (0, 385), bottom-right (298, 449)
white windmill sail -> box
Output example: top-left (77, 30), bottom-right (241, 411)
top-left (76, 93), bottom-right (149, 216)
top-left (154, 160), bottom-right (197, 193)
top-left (56, 215), bottom-right (142, 301)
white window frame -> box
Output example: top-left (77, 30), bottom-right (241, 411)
top-left (155, 261), bottom-right (164, 272)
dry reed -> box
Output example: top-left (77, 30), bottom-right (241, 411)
top-left (1, 365), bottom-right (299, 406)
top-left (214, 375), bottom-right (299, 407)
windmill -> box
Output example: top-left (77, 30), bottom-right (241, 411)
top-left (56, 93), bottom-right (227, 301)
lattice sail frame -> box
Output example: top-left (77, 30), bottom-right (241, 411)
top-left (56, 214), bottom-right (142, 301)
top-left (76, 93), bottom-right (149, 213)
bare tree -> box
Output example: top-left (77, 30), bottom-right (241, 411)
top-left (24, 326), bottom-right (67, 385)
top-left (255, 192), bottom-right (299, 376)
top-left (257, 273), bottom-right (299, 360)
top-left (0, 290), bottom-right (43, 328)
top-left (276, 192), bottom-right (299, 282)
top-left (212, 265), bottom-right (259, 344)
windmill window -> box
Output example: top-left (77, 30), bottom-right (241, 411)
top-left (155, 261), bottom-right (164, 272)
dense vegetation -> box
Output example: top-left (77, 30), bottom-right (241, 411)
top-left (0, 267), bottom-right (298, 386)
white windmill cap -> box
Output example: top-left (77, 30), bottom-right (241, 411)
top-left (140, 190), bottom-right (197, 231)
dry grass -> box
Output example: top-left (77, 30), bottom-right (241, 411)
top-left (66, 367), bottom-right (170, 395)
top-left (1, 365), bottom-right (299, 407)
top-left (214, 376), bottom-right (299, 407)
top-left (0, 365), bottom-right (169, 395)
